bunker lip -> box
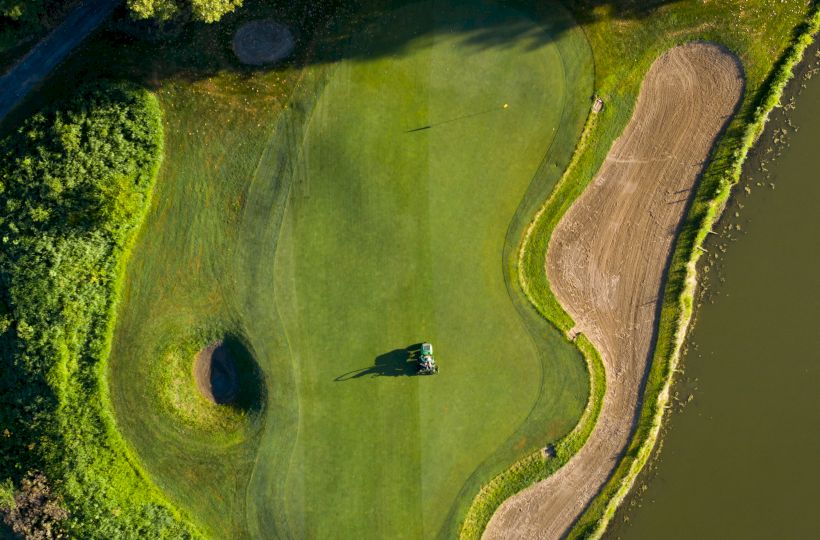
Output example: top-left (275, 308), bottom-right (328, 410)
top-left (194, 341), bottom-right (239, 404)
top-left (485, 43), bottom-right (744, 538)
top-left (232, 20), bottom-right (295, 66)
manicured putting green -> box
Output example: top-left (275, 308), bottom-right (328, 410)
top-left (108, 1), bottom-right (593, 538)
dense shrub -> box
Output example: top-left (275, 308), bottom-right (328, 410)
top-left (0, 83), bottom-right (197, 538)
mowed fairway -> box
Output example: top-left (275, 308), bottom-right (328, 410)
top-left (265, 2), bottom-right (591, 537)
top-left (108, 1), bottom-right (593, 538)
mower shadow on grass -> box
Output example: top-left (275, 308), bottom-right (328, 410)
top-left (334, 345), bottom-right (423, 381)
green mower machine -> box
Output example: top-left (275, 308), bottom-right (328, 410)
top-left (417, 342), bottom-right (439, 375)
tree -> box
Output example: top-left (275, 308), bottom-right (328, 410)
top-left (0, 473), bottom-right (68, 540)
top-left (1, 0), bottom-right (44, 36)
top-left (0, 0), bottom-right (41, 24)
top-left (127, 0), bottom-right (243, 23)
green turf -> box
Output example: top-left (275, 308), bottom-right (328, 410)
top-left (106, 0), bottom-right (593, 537)
top-left (106, 75), bottom-right (307, 538)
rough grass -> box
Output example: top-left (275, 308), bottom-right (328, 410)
top-left (152, 332), bottom-right (251, 434)
top-left (106, 74), bottom-right (307, 539)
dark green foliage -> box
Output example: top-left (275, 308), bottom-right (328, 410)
top-left (1, 0), bottom-right (43, 54)
top-left (0, 1), bottom-right (73, 54)
top-left (0, 83), bottom-right (197, 538)
top-left (1, 0), bottom-right (42, 25)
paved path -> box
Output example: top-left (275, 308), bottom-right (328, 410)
top-left (0, 0), bottom-right (120, 121)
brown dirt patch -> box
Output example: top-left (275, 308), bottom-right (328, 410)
top-left (194, 341), bottom-right (239, 404)
top-left (485, 43), bottom-right (743, 538)
top-left (232, 20), bottom-right (295, 66)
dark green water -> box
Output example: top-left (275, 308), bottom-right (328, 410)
top-left (608, 52), bottom-right (820, 539)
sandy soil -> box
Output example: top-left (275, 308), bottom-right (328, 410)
top-left (232, 20), bottom-right (295, 66)
top-left (484, 43), bottom-right (743, 539)
top-left (194, 341), bottom-right (239, 404)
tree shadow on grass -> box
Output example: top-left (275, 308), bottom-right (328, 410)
top-left (0, 0), bottom-right (682, 134)
top-left (334, 344), bottom-right (424, 380)
top-left (66, 0), bottom-right (681, 86)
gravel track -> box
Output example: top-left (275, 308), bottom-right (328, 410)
top-left (484, 43), bottom-right (743, 539)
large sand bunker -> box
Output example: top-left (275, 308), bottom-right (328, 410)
top-left (233, 20), bottom-right (295, 66)
top-left (485, 43), bottom-right (743, 538)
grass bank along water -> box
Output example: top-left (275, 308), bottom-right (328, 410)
top-left (488, 42), bottom-right (744, 540)
top-left (464, 1), bottom-right (818, 539)
top-left (569, 8), bottom-right (820, 539)
top-left (0, 83), bottom-right (197, 537)
top-left (611, 42), bottom-right (820, 539)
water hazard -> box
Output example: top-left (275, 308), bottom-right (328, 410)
top-left (608, 51), bottom-right (820, 539)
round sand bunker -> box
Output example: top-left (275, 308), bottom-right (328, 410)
top-left (233, 20), bottom-right (295, 66)
top-left (194, 341), bottom-right (239, 404)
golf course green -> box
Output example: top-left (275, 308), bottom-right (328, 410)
top-left (108, 1), bottom-right (594, 537)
